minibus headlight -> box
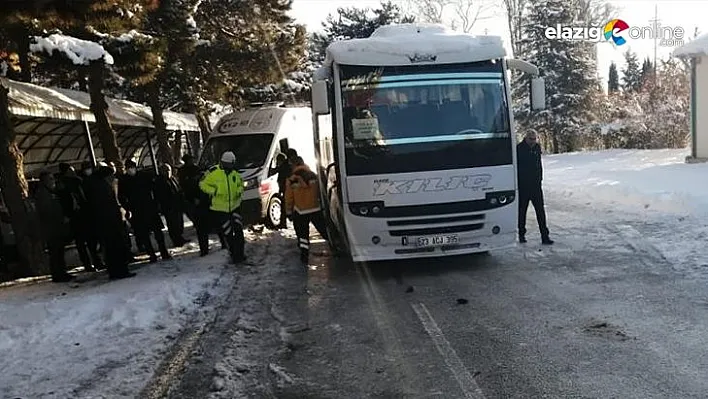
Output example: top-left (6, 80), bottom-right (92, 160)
top-left (243, 177), bottom-right (258, 190)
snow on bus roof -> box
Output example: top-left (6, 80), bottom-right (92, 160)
top-left (314, 23), bottom-right (506, 80)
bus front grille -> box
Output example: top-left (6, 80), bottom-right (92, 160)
top-left (388, 223), bottom-right (484, 237)
top-left (387, 214), bottom-right (484, 227)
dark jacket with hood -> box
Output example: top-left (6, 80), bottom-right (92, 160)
top-left (35, 184), bottom-right (67, 241)
top-left (516, 140), bottom-right (543, 191)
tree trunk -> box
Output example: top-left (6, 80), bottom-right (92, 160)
top-left (0, 81), bottom-right (45, 276)
top-left (88, 61), bottom-right (123, 171)
top-left (16, 33), bottom-right (31, 83)
top-left (188, 131), bottom-right (201, 158)
top-left (196, 111), bottom-right (212, 144)
top-left (147, 82), bottom-right (174, 166)
top-left (172, 131), bottom-right (182, 162)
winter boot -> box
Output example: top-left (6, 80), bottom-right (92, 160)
top-left (542, 236), bottom-right (554, 245)
top-left (519, 234), bottom-right (527, 243)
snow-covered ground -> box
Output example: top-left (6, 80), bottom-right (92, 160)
top-left (543, 147), bottom-right (708, 277)
top-left (4, 146), bottom-right (708, 399)
top-left (0, 238), bottom-right (234, 399)
top-left (544, 148), bottom-right (707, 216)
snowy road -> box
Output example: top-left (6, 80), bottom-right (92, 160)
top-left (156, 150), bottom-right (708, 398)
top-left (157, 200), bottom-right (708, 398)
top-left (6, 149), bottom-right (708, 398)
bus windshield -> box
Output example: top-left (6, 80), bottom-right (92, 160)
top-left (339, 62), bottom-right (512, 176)
top-left (199, 134), bottom-right (274, 170)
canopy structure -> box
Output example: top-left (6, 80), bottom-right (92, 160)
top-left (1, 78), bottom-right (201, 177)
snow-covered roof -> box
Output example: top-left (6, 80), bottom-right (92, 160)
top-left (2, 78), bottom-right (94, 122)
top-left (1, 78), bottom-right (200, 173)
top-left (673, 33), bottom-right (708, 57)
top-left (315, 23), bottom-right (506, 80)
top-left (53, 88), bottom-right (154, 127)
top-left (113, 99), bottom-right (200, 131)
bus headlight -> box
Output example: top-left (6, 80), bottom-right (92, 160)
top-left (487, 191), bottom-right (515, 206)
top-left (243, 177), bottom-right (258, 190)
top-left (349, 202), bottom-right (385, 217)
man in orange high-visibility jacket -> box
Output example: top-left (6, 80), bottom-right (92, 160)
top-left (285, 156), bottom-right (328, 264)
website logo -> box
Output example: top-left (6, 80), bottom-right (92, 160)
top-left (545, 19), bottom-right (685, 47)
top-left (603, 19), bottom-right (629, 45)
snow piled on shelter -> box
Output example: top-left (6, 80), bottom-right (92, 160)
top-left (30, 34), bottom-right (115, 65)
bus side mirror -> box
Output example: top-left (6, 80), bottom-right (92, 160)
top-left (530, 77), bottom-right (546, 111)
top-left (312, 80), bottom-right (330, 115)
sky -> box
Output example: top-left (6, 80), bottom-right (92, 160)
top-left (289, 0), bottom-right (708, 89)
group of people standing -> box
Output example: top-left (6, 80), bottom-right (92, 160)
top-left (30, 132), bottom-right (548, 284)
top-left (34, 159), bottom-right (191, 282)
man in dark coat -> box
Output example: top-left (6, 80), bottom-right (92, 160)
top-left (178, 154), bottom-right (212, 256)
top-left (154, 163), bottom-right (188, 247)
top-left (34, 170), bottom-right (74, 282)
top-left (92, 164), bottom-right (136, 279)
top-left (516, 132), bottom-right (553, 245)
top-left (274, 153), bottom-right (290, 229)
top-left (118, 160), bottom-right (171, 263)
top-left (57, 163), bottom-right (104, 271)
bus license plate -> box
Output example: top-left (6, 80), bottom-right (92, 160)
top-left (417, 234), bottom-right (459, 247)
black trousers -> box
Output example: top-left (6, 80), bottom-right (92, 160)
top-left (164, 208), bottom-right (186, 246)
top-left (293, 211), bottom-right (327, 257)
top-left (211, 208), bottom-right (245, 262)
top-left (278, 191), bottom-right (287, 229)
top-left (72, 218), bottom-right (103, 269)
top-left (132, 221), bottom-right (170, 260)
top-left (102, 236), bottom-right (131, 278)
top-left (191, 203), bottom-right (211, 255)
top-left (47, 239), bottom-right (69, 280)
top-left (518, 186), bottom-right (550, 238)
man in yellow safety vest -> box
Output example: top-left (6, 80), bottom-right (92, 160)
top-left (199, 151), bottom-right (246, 263)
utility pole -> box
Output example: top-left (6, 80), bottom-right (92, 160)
top-left (651, 3), bottom-right (658, 83)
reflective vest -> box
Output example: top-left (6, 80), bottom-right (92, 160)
top-left (199, 165), bottom-right (244, 213)
top-left (285, 164), bottom-right (320, 215)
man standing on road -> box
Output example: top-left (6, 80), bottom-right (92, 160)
top-left (178, 154), bottom-right (212, 256)
top-left (154, 164), bottom-right (188, 247)
top-left (35, 171), bottom-right (74, 282)
top-left (285, 156), bottom-right (328, 264)
top-left (199, 151), bottom-right (246, 264)
top-left (57, 163), bottom-right (104, 271)
top-left (118, 160), bottom-right (171, 263)
top-left (517, 131), bottom-right (553, 245)
top-left (274, 153), bottom-right (291, 229)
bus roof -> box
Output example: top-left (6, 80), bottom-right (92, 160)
top-left (211, 106), bottom-right (310, 136)
top-left (314, 23), bottom-right (506, 81)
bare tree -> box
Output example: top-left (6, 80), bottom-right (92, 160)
top-left (501, 0), bottom-right (528, 57)
top-left (404, 0), bottom-right (494, 33)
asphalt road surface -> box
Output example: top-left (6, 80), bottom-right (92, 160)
top-left (155, 199), bottom-right (708, 399)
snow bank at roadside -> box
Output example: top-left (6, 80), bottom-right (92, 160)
top-left (543, 148), bottom-right (706, 216)
top-left (0, 248), bottom-right (234, 399)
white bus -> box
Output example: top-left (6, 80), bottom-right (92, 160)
top-left (310, 23), bottom-right (546, 262)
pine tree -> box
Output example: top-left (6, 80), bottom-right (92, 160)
top-left (608, 61), bottom-right (619, 93)
top-left (0, 80), bottom-right (46, 275)
top-left (621, 49), bottom-right (642, 92)
top-left (640, 56), bottom-right (653, 88)
top-left (521, 0), bottom-right (600, 153)
top-left (192, 1), bottom-right (306, 111)
top-left (311, 1), bottom-right (415, 64)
